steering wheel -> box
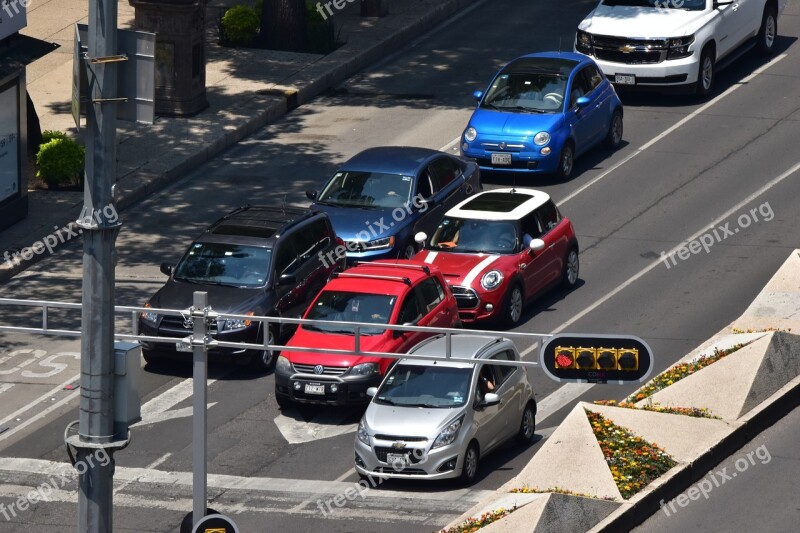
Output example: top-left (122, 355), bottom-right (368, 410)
top-left (241, 270), bottom-right (263, 284)
top-left (496, 236), bottom-right (515, 250)
top-left (543, 92), bottom-right (563, 106)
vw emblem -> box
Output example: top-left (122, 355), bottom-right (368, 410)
top-left (499, 141), bottom-right (506, 150)
top-left (183, 318), bottom-right (192, 329)
top-left (313, 364), bottom-right (325, 375)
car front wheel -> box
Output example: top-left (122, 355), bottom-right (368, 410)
top-left (516, 402), bottom-right (536, 445)
top-left (555, 142), bottom-right (574, 181)
top-left (561, 248), bottom-right (579, 289)
top-left (251, 326), bottom-right (278, 372)
top-left (757, 5), bottom-right (778, 55)
top-left (502, 284), bottom-right (524, 327)
top-left (459, 441), bottom-right (480, 484)
top-left (696, 47), bottom-right (715, 97)
top-left (605, 109), bottom-right (623, 149)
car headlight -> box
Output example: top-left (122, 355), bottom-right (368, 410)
top-left (666, 35), bottom-right (694, 59)
top-left (576, 30), bottom-right (593, 54)
top-left (432, 415), bottom-right (464, 449)
top-left (276, 356), bottom-right (293, 374)
top-left (350, 362), bottom-right (380, 376)
top-left (464, 127), bottom-right (477, 142)
top-left (140, 303), bottom-right (158, 324)
top-left (357, 419), bottom-right (371, 445)
top-left (533, 131), bottom-right (551, 146)
top-left (220, 311), bottom-right (254, 331)
top-left (481, 270), bottom-right (504, 290)
top-left (361, 236), bottom-right (395, 251)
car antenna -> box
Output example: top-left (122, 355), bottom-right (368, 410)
top-left (558, 36), bottom-right (562, 54)
top-left (281, 194), bottom-right (287, 215)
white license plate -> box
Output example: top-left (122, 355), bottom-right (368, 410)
top-left (304, 384), bottom-right (325, 395)
top-left (615, 74), bottom-right (636, 85)
top-left (386, 453), bottom-right (408, 467)
top-left (491, 152), bottom-right (512, 165)
top-left (176, 341), bottom-right (192, 352)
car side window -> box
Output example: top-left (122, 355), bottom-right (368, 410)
top-left (417, 168), bottom-right (436, 200)
top-left (584, 64), bottom-right (604, 90)
top-left (417, 278), bottom-right (445, 313)
top-left (430, 157), bottom-right (461, 190)
top-left (398, 291), bottom-right (424, 324)
top-left (569, 69), bottom-right (591, 108)
top-left (521, 213), bottom-right (543, 246)
top-left (274, 235), bottom-right (298, 275)
top-left (535, 200), bottom-right (561, 234)
top-left (491, 350), bottom-right (517, 385)
top-left (293, 218), bottom-right (332, 267)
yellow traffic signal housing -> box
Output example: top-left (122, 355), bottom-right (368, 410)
top-left (596, 348), bottom-right (618, 370)
top-left (575, 347), bottom-right (597, 369)
top-left (554, 347), bottom-right (576, 369)
top-left (616, 348), bottom-right (639, 371)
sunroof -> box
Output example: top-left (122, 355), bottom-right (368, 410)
top-left (211, 224), bottom-right (277, 238)
top-left (461, 192), bottom-right (532, 212)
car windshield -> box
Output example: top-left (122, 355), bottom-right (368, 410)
top-left (304, 291), bottom-right (397, 335)
top-left (317, 171), bottom-right (413, 209)
top-left (173, 242), bottom-right (271, 288)
top-left (482, 72), bottom-right (568, 113)
top-left (429, 217), bottom-right (518, 254)
top-left (601, 0), bottom-right (706, 10)
top-left (375, 364), bottom-right (473, 408)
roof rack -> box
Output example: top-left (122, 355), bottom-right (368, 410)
top-left (331, 272), bottom-right (412, 286)
top-left (353, 261), bottom-right (430, 275)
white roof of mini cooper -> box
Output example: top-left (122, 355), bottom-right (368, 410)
top-left (445, 188), bottom-right (550, 221)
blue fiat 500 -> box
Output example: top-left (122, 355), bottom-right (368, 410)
top-left (461, 52), bottom-right (623, 180)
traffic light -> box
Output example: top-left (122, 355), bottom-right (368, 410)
top-left (540, 335), bottom-right (651, 383)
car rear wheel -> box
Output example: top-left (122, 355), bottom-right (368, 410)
top-left (516, 402), bottom-right (536, 445)
top-left (555, 142), bottom-right (574, 181)
top-left (695, 47), bottom-right (715, 97)
top-left (561, 247), bottom-right (579, 289)
top-left (251, 326), bottom-right (278, 372)
top-left (459, 441), bottom-right (480, 485)
top-left (605, 109), bottom-right (623, 149)
top-left (757, 5), bottom-right (778, 55)
top-left (502, 284), bottom-right (524, 327)
top-left (142, 349), bottom-right (160, 366)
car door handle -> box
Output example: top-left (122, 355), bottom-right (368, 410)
top-left (548, 243), bottom-right (556, 249)
top-left (520, 263), bottom-right (527, 270)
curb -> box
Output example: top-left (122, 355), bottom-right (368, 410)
top-left (0, 0), bottom-right (477, 285)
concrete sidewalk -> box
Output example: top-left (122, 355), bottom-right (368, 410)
top-left (2, 0), bottom-right (478, 282)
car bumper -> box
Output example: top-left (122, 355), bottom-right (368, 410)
top-left (592, 54), bottom-right (697, 88)
top-left (354, 437), bottom-right (466, 480)
top-left (450, 285), bottom-right (504, 324)
top-left (138, 321), bottom-right (259, 360)
top-left (275, 368), bottom-right (382, 405)
top-left (460, 148), bottom-right (560, 174)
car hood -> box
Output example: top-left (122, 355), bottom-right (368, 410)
top-left (284, 328), bottom-right (393, 366)
top-left (312, 203), bottom-right (408, 240)
top-left (364, 403), bottom-right (464, 438)
top-left (416, 250), bottom-right (503, 288)
top-left (148, 279), bottom-right (266, 313)
top-left (579, 4), bottom-right (711, 37)
top-left (469, 108), bottom-right (563, 137)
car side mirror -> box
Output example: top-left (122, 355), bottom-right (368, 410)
top-left (306, 190), bottom-right (318, 201)
top-left (393, 321), bottom-right (416, 338)
top-left (160, 262), bottom-right (173, 276)
top-left (576, 96), bottom-right (591, 109)
top-left (473, 90), bottom-right (483, 102)
top-left (481, 392), bottom-right (500, 407)
top-left (414, 231), bottom-right (427, 247)
top-left (366, 387), bottom-right (378, 397)
top-left (529, 238), bottom-right (546, 253)
top-left (278, 272), bottom-right (297, 286)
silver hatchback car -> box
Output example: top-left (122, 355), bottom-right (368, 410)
top-left (354, 334), bottom-right (536, 484)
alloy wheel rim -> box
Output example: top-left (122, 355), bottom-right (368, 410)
top-left (567, 251), bottom-right (579, 285)
top-left (510, 288), bottom-right (522, 323)
top-left (562, 147), bottom-right (573, 176)
top-left (612, 115), bottom-right (623, 144)
top-left (702, 58), bottom-right (713, 90)
top-left (523, 409), bottom-right (534, 438)
top-left (766, 16), bottom-right (776, 47)
top-left (262, 329), bottom-right (275, 366)
top-left (465, 448), bottom-right (477, 478)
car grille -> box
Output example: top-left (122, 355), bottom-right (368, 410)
top-left (590, 34), bottom-right (667, 64)
top-left (293, 363), bottom-right (348, 376)
top-left (374, 447), bottom-right (425, 464)
top-left (159, 315), bottom-right (217, 334)
top-left (372, 467), bottom-right (428, 476)
top-left (450, 286), bottom-right (479, 309)
top-left (373, 435), bottom-right (428, 442)
top-left (480, 142), bottom-right (526, 153)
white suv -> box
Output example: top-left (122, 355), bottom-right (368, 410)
top-left (575, 0), bottom-right (787, 95)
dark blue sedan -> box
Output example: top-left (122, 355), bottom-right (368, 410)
top-left (460, 52), bottom-right (623, 180)
top-left (307, 147), bottom-right (481, 262)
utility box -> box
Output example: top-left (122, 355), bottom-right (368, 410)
top-left (114, 341), bottom-right (142, 438)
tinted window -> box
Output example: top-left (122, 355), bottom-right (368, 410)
top-left (491, 350), bottom-right (517, 384)
top-left (417, 169), bottom-right (435, 199)
top-left (569, 71), bottom-right (591, 108)
top-left (274, 237), bottom-right (297, 275)
top-left (398, 292), bottom-right (424, 324)
top-left (583, 64), bottom-right (604, 90)
top-left (304, 291), bottom-right (396, 335)
top-left (521, 213), bottom-right (543, 241)
top-left (174, 243), bottom-right (271, 288)
top-left (430, 158), bottom-right (461, 189)
top-left (417, 278), bottom-right (445, 313)
top-left (294, 219), bottom-right (331, 265)
top-left (536, 200), bottom-right (561, 233)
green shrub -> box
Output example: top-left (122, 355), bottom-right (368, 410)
top-left (306, 1), bottom-right (326, 22)
top-left (41, 130), bottom-right (68, 144)
top-left (221, 5), bottom-right (260, 47)
top-left (36, 136), bottom-right (85, 187)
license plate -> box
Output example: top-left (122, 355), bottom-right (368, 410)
top-left (176, 341), bottom-right (191, 352)
top-left (386, 453), bottom-right (408, 468)
top-left (304, 384), bottom-right (325, 395)
top-left (614, 74), bottom-right (636, 85)
top-left (491, 152), bottom-right (512, 165)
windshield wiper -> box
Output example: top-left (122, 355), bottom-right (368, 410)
top-left (408, 402), bottom-right (441, 408)
top-left (480, 102), bottom-right (499, 110)
top-left (500, 106), bottom-right (547, 114)
top-left (377, 397), bottom-right (396, 405)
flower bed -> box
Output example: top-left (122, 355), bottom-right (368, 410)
top-left (626, 343), bottom-right (745, 402)
top-left (586, 410), bottom-right (677, 499)
top-left (594, 400), bottom-right (718, 419)
top-left (510, 486), bottom-right (617, 501)
top-left (438, 507), bottom-right (515, 533)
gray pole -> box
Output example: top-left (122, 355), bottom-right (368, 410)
top-left (75, 0), bottom-right (121, 531)
top-left (192, 291), bottom-right (209, 527)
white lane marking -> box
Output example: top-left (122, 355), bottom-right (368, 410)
top-left (533, 158), bottom-right (800, 423)
top-left (0, 373), bottom-right (79, 428)
top-left (462, 255), bottom-right (499, 287)
top-left (558, 53), bottom-right (788, 207)
top-left (289, 467), bottom-right (355, 513)
top-left (274, 408), bottom-right (359, 444)
top-left (424, 251), bottom-right (438, 264)
top-left (439, 136), bottom-right (462, 153)
top-left (114, 452), bottom-right (172, 495)
top-left (0, 390), bottom-right (80, 443)
top-left (131, 377), bottom-right (217, 428)
top-left (0, 383), bottom-right (14, 395)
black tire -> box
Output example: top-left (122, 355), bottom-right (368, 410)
top-left (251, 325), bottom-right (278, 372)
top-left (555, 142), bottom-right (575, 181)
top-left (502, 284), bottom-right (524, 327)
top-left (275, 389), bottom-right (292, 410)
top-left (516, 402), bottom-right (536, 445)
top-left (605, 109), bottom-right (623, 149)
top-left (561, 247), bottom-right (579, 289)
top-left (459, 441), bottom-right (480, 485)
top-left (695, 46), bottom-right (715, 97)
top-left (142, 349), bottom-right (160, 366)
top-left (757, 5), bottom-right (778, 55)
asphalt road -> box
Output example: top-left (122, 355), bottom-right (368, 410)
top-left (1, 0), bottom-right (800, 531)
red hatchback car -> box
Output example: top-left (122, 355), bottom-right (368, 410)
top-left (274, 261), bottom-right (460, 407)
top-left (413, 188), bottom-right (579, 327)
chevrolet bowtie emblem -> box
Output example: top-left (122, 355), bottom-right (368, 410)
top-left (391, 442), bottom-right (407, 449)
top-left (620, 44), bottom-right (636, 53)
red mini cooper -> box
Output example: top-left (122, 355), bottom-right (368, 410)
top-left (413, 188), bottom-right (579, 327)
top-left (274, 261), bottom-right (460, 407)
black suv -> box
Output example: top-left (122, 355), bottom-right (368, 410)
top-left (138, 206), bottom-right (343, 371)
